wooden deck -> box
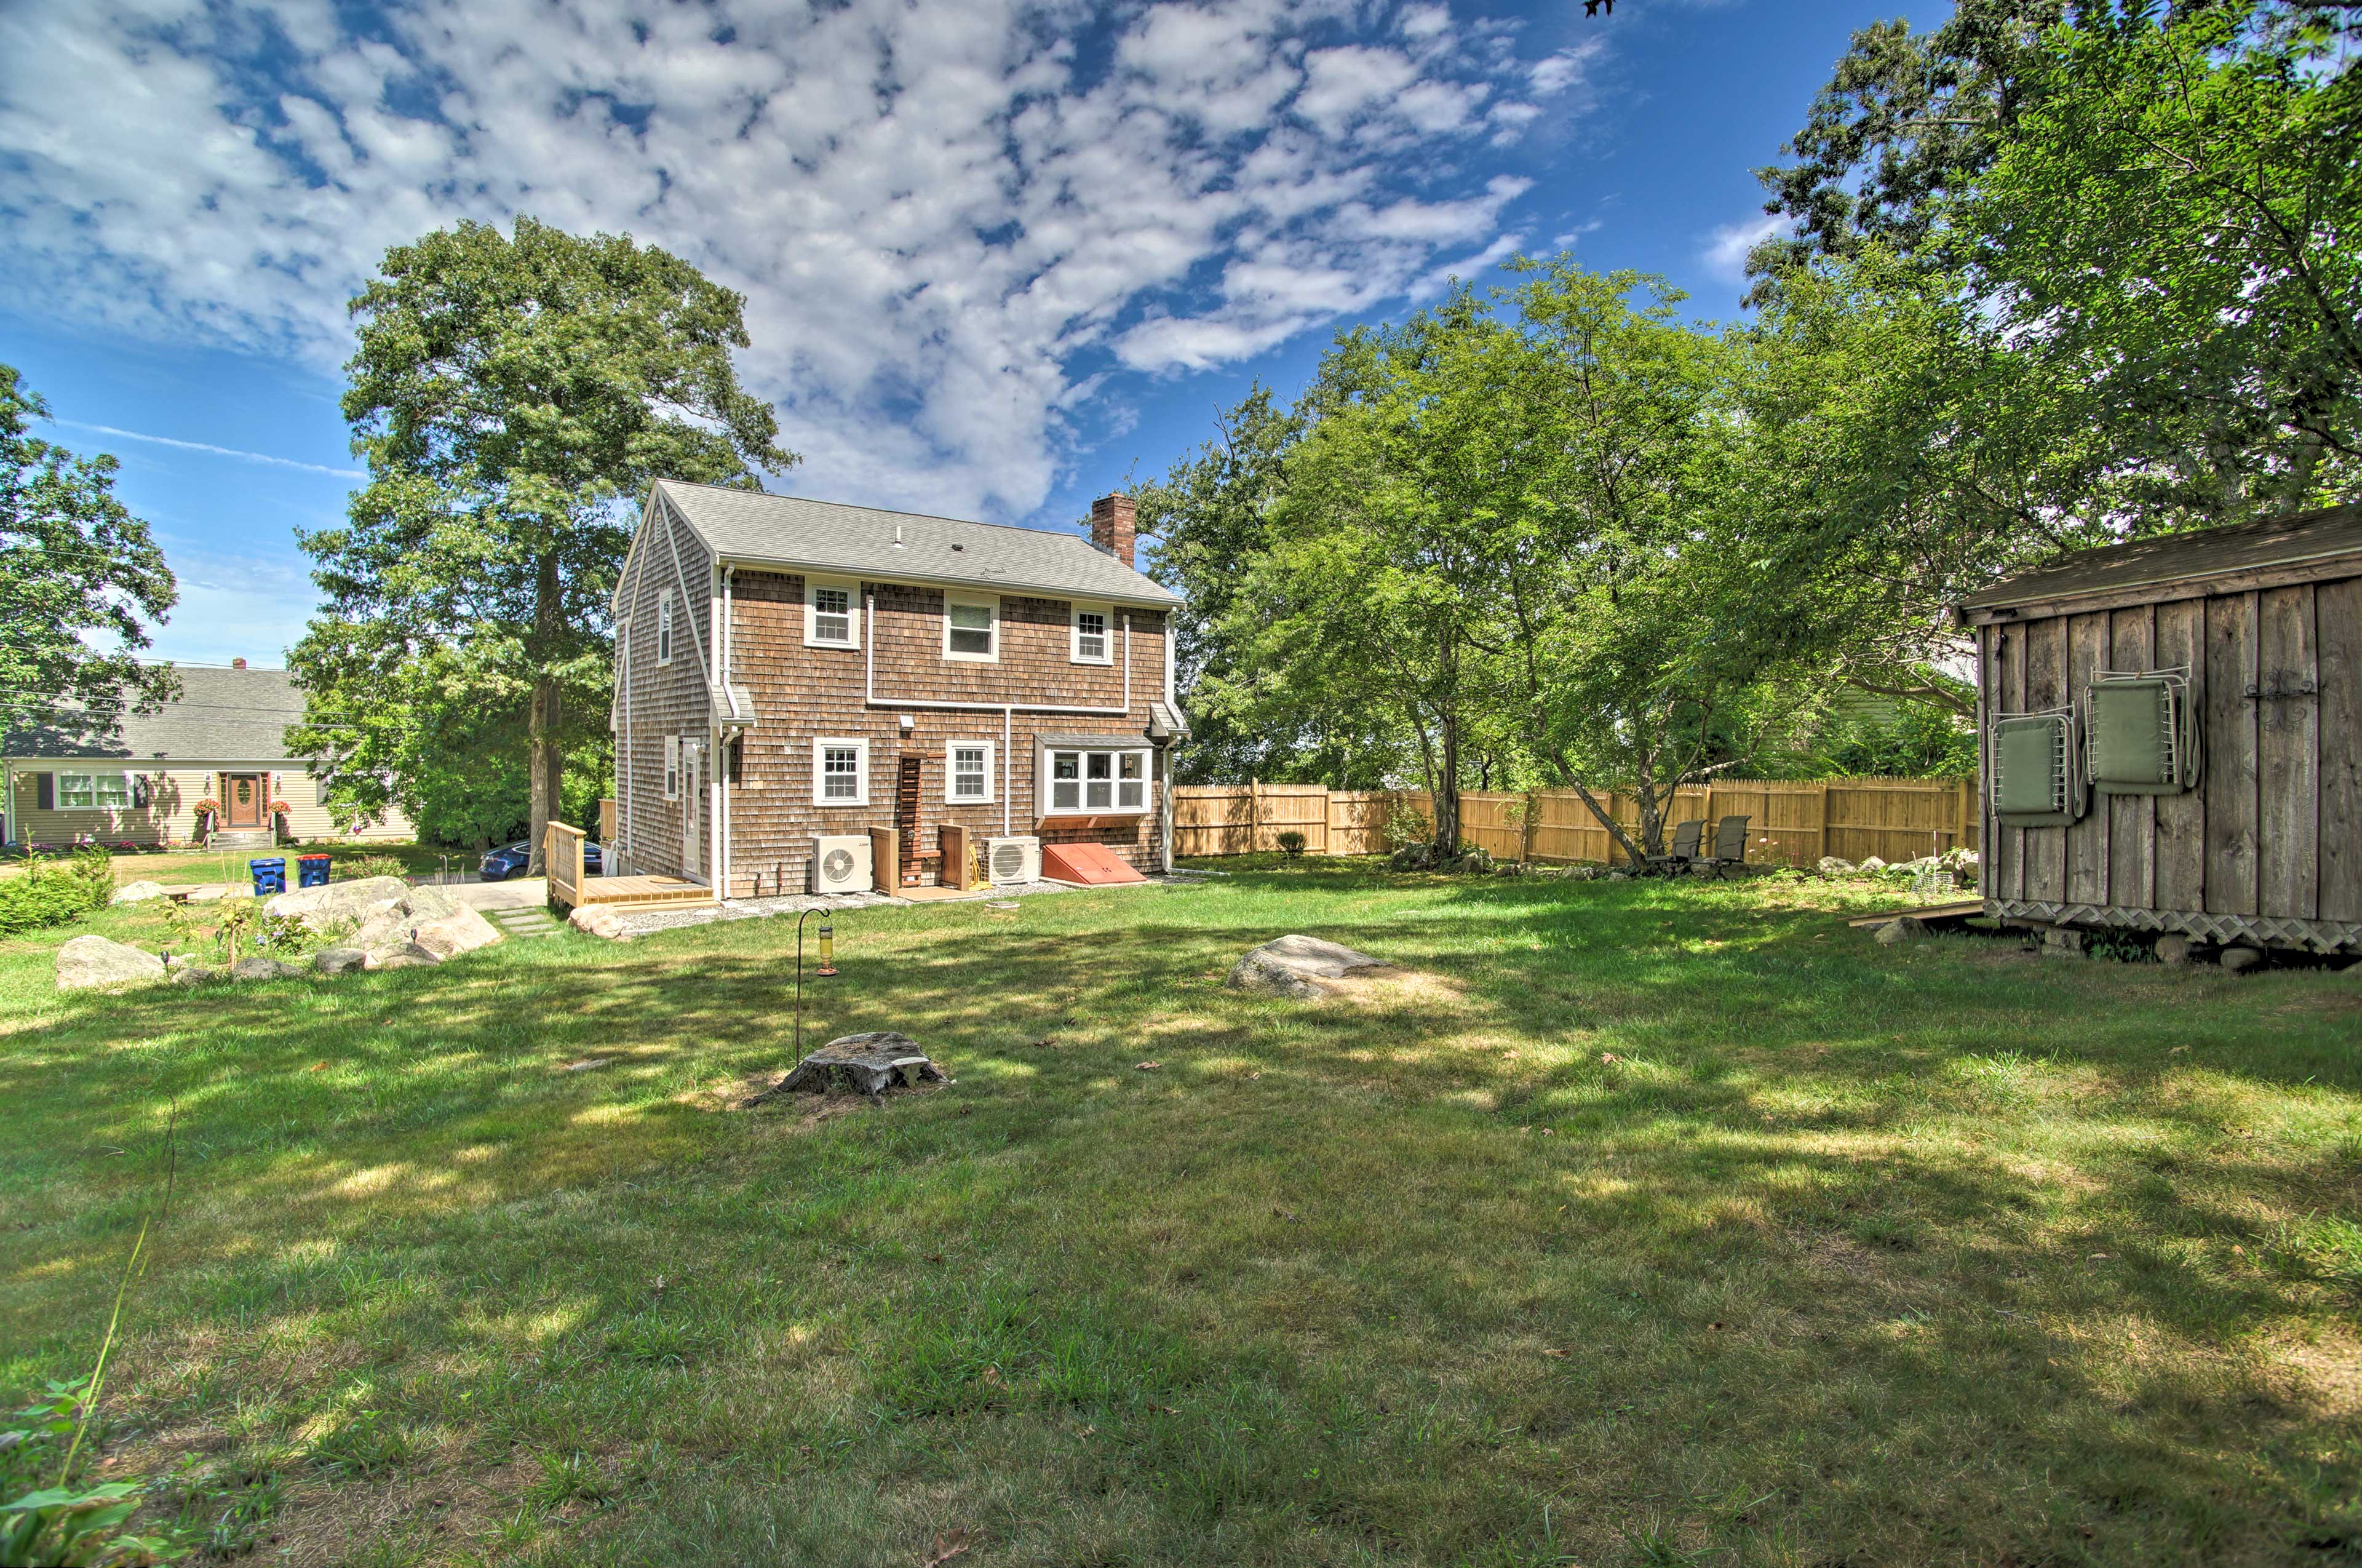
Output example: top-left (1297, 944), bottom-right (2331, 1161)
top-left (568, 874), bottom-right (715, 911)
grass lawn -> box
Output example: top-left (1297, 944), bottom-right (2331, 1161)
top-left (0, 841), bottom-right (457, 888)
top-left (4, 859), bottom-right (2360, 1566)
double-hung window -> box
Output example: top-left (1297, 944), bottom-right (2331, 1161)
top-left (806, 577), bottom-right (858, 648)
top-left (945, 595), bottom-right (997, 661)
top-left (664, 736), bottom-right (682, 801)
top-left (58, 772), bottom-right (128, 810)
top-left (1042, 748), bottom-right (1151, 815)
top-left (657, 591), bottom-right (675, 665)
top-left (813, 738), bottom-right (869, 806)
top-left (947, 741), bottom-right (994, 803)
top-left (1071, 603), bottom-right (1111, 664)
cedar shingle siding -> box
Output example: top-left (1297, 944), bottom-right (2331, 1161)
top-left (610, 483), bottom-right (1179, 896)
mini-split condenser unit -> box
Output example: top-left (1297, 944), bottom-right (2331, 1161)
top-left (985, 835), bottom-right (1041, 886)
top-left (810, 834), bottom-right (873, 894)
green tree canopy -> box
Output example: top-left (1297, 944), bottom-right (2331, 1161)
top-left (0, 364), bottom-right (177, 749)
top-left (292, 217), bottom-right (793, 858)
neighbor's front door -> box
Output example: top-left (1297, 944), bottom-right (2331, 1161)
top-left (223, 774), bottom-right (265, 828)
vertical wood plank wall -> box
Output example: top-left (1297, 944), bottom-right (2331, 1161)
top-left (1978, 570), bottom-right (2358, 929)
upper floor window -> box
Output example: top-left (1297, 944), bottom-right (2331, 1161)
top-left (806, 577), bottom-right (859, 648)
top-left (664, 736), bottom-right (681, 800)
top-left (657, 592), bottom-right (675, 666)
top-left (945, 595), bottom-right (997, 662)
top-left (1072, 603), bottom-right (1111, 664)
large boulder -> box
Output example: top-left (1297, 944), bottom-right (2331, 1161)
top-left (110, 880), bottom-right (170, 905)
top-left (1873, 917), bottom-right (1927, 945)
top-left (364, 942), bottom-right (442, 971)
top-left (1815, 856), bottom-right (1855, 875)
top-left (1858, 856), bottom-right (1889, 873)
top-left (570, 904), bottom-right (626, 940)
top-left (313, 948), bottom-right (366, 976)
top-left (264, 875), bottom-right (412, 933)
top-left (232, 956), bottom-right (306, 982)
top-left (57, 935), bottom-right (167, 991)
top-left (323, 882), bottom-right (503, 967)
top-left (1228, 934), bottom-right (1393, 998)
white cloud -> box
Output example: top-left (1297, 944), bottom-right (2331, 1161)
top-left (0, 0), bottom-right (1598, 523)
top-left (51, 420), bottom-right (364, 477)
top-left (1529, 39), bottom-right (1605, 97)
top-left (1703, 213), bottom-right (1789, 283)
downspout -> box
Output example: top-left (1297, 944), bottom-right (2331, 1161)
top-left (720, 565), bottom-right (734, 900)
top-left (1003, 707), bottom-right (1012, 837)
top-left (708, 563), bottom-right (724, 891)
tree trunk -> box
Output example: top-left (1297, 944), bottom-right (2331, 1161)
top-left (1433, 710), bottom-right (1461, 856)
top-left (1546, 749), bottom-right (1648, 865)
top-left (524, 549), bottom-right (565, 877)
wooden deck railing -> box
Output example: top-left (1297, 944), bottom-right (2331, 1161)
top-left (544, 821), bottom-right (587, 909)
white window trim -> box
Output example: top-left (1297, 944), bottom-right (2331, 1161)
top-left (812, 736), bottom-right (871, 808)
top-left (1070, 602), bottom-right (1113, 665)
top-left (943, 594), bottom-right (999, 663)
top-left (664, 736), bottom-right (681, 802)
top-left (945, 740), bottom-right (996, 805)
top-left (57, 771), bottom-right (129, 810)
top-left (805, 575), bottom-right (860, 650)
top-left (657, 591), bottom-right (676, 667)
top-left (1040, 747), bottom-right (1153, 816)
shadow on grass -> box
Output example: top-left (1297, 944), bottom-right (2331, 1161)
top-left (4, 869), bottom-right (2360, 1564)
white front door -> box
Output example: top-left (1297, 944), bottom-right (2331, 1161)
top-left (682, 741), bottom-right (703, 879)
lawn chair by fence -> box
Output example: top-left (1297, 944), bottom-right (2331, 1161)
top-left (1696, 816), bottom-right (1752, 880)
top-left (1644, 819), bottom-right (1704, 877)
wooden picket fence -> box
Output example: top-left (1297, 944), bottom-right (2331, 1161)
top-left (1173, 776), bottom-right (1978, 869)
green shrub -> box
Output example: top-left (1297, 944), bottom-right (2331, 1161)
top-left (1276, 830), bottom-right (1308, 858)
top-left (0, 848), bottom-right (113, 937)
top-left (335, 854), bottom-right (410, 883)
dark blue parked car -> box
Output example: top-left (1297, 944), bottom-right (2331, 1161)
top-left (479, 840), bottom-right (601, 881)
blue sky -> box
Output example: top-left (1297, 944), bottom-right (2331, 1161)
top-left (0, 0), bottom-right (1942, 667)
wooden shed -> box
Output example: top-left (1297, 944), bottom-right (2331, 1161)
top-left (1960, 501), bottom-right (2362, 955)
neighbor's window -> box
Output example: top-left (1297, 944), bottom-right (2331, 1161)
top-left (807, 578), bottom-right (857, 648)
top-left (58, 773), bottom-right (129, 810)
top-left (945, 596), bottom-right (996, 661)
top-left (1072, 604), bottom-right (1111, 664)
top-left (1043, 749), bottom-right (1151, 814)
top-left (948, 742), bottom-right (993, 803)
top-left (664, 736), bottom-right (681, 801)
top-left (813, 738), bottom-right (869, 806)
top-left (658, 591), bottom-right (675, 666)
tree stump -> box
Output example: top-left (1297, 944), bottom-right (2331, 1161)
top-left (744, 1032), bottom-right (945, 1104)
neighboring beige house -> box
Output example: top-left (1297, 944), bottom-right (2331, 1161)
top-left (1, 661), bottom-right (415, 850)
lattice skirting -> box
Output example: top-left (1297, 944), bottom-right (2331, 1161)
top-left (1989, 899), bottom-right (2362, 954)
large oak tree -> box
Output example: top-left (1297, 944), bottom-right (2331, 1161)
top-left (293, 218), bottom-right (792, 862)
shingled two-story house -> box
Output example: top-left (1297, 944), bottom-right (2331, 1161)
top-left (606, 482), bottom-right (1185, 898)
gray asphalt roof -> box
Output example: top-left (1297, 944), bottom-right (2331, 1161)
top-left (1962, 502), bottom-right (2362, 613)
top-left (2, 665), bottom-right (308, 762)
top-left (653, 480), bottom-right (1182, 607)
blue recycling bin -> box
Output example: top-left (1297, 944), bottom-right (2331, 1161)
top-left (297, 853), bottom-right (332, 889)
top-left (249, 857), bottom-right (286, 897)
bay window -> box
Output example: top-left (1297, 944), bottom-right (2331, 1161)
top-left (1041, 747), bottom-right (1151, 816)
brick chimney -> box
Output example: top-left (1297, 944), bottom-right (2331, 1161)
top-left (1089, 493), bottom-right (1137, 568)
top-left (231, 657), bottom-right (247, 671)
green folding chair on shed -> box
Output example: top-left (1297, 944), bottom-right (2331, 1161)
top-left (1644, 819), bottom-right (1704, 877)
top-left (1696, 815), bottom-right (1752, 880)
